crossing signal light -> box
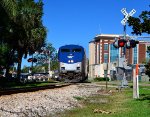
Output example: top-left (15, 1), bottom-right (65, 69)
top-left (118, 39), bottom-right (126, 47)
top-left (28, 58), bottom-right (33, 62)
top-left (32, 58), bottom-right (37, 62)
top-left (113, 38), bottom-right (126, 48)
top-left (130, 40), bottom-right (139, 48)
top-left (27, 58), bottom-right (37, 62)
top-left (126, 40), bottom-right (131, 49)
top-left (113, 38), bottom-right (139, 49)
top-left (126, 40), bottom-right (139, 49)
top-left (113, 38), bottom-right (119, 48)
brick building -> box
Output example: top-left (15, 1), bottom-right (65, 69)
top-left (89, 34), bottom-right (150, 79)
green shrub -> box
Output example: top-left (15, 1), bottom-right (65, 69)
top-left (73, 96), bottom-right (84, 101)
top-left (94, 77), bottom-right (109, 82)
top-left (0, 77), bottom-right (7, 87)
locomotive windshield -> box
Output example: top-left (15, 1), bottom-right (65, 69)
top-left (61, 49), bottom-right (70, 52)
top-left (58, 45), bottom-right (85, 64)
top-left (72, 48), bottom-right (81, 52)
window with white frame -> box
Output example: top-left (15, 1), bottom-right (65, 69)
top-left (104, 44), bottom-right (108, 51)
top-left (104, 53), bottom-right (108, 63)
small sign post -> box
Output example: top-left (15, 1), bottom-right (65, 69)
top-left (103, 63), bottom-right (108, 90)
top-left (136, 64), bottom-right (139, 98)
top-left (133, 64), bottom-right (139, 98)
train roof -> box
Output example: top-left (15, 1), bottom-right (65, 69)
top-left (59, 44), bottom-right (84, 49)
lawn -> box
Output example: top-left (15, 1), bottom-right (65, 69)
top-left (60, 82), bottom-right (150, 117)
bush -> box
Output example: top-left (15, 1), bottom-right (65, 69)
top-left (0, 76), bottom-right (7, 87)
top-left (94, 77), bottom-right (109, 82)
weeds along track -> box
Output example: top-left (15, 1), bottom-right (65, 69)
top-left (0, 83), bottom-right (72, 96)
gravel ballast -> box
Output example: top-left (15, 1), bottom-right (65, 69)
top-left (0, 83), bottom-right (101, 117)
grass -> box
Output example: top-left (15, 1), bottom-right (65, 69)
top-left (73, 96), bottom-right (85, 101)
top-left (0, 79), bottom-right (58, 89)
top-left (11, 82), bottom-right (54, 88)
top-left (60, 82), bottom-right (150, 117)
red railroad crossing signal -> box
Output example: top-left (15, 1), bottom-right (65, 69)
top-left (113, 38), bottom-right (139, 49)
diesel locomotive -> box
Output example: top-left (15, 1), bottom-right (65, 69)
top-left (58, 44), bottom-right (88, 82)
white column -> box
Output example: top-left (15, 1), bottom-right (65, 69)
top-left (137, 44), bottom-right (139, 64)
top-left (48, 57), bottom-right (51, 77)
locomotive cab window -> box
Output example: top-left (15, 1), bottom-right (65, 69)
top-left (61, 49), bottom-right (70, 52)
top-left (72, 49), bottom-right (81, 52)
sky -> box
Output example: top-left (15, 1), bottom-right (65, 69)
top-left (22, 0), bottom-right (150, 68)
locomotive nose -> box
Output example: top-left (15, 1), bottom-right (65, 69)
top-left (69, 53), bottom-right (74, 56)
top-left (67, 54), bottom-right (74, 59)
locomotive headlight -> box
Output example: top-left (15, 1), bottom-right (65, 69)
top-left (77, 63), bottom-right (80, 66)
top-left (77, 67), bottom-right (80, 70)
top-left (61, 67), bottom-right (65, 70)
top-left (71, 60), bottom-right (74, 63)
top-left (68, 60), bottom-right (71, 63)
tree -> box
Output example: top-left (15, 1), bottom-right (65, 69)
top-left (0, 0), bottom-right (47, 78)
top-left (14, 0), bottom-right (47, 78)
top-left (34, 43), bottom-right (58, 72)
top-left (0, 2), bottom-right (17, 78)
top-left (0, 43), bottom-right (17, 77)
top-left (145, 46), bottom-right (150, 78)
top-left (128, 5), bottom-right (150, 78)
top-left (22, 65), bottom-right (30, 73)
top-left (128, 6), bottom-right (150, 35)
top-left (22, 42), bottom-right (58, 74)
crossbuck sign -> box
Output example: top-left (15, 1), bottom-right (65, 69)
top-left (121, 8), bottom-right (136, 25)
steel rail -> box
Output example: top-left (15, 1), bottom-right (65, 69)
top-left (0, 83), bottom-right (72, 96)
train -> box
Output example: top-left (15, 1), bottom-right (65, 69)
top-left (58, 44), bottom-right (88, 82)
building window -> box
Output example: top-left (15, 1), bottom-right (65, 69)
top-left (104, 53), bottom-right (108, 63)
top-left (146, 53), bottom-right (150, 62)
top-left (95, 44), bottom-right (97, 64)
top-left (104, 70), bottom-right (108, 78)
top-left (110, 44), bottom-right (119, 62)
top-left (146, 46), bottom-right (150, 62)
top-left (104, 44), bottom-right (108, 51)
top-left (133, 46), bottom-right (137, 64)
top-left (98, 44), bottom-right (100, 64)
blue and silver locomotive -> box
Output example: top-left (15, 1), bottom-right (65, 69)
top-left (58, 44), bottom-right (88, 82)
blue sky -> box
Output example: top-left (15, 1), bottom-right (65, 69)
top-left (22, 0), bottom-right (150, 68)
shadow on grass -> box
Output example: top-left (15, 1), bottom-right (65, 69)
top-left (0, 78), bottom-right (57, 89)
top-left (137, 94), bottom-right (150, 103)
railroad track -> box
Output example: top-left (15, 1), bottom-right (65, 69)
top-left (0, 83), bottom-right (72, 96)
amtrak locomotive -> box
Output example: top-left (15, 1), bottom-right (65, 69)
top-left (58, 44), bottom-right (88, 82)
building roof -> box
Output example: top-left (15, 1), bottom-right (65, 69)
top-left (95, 34), bottom-right (121, 38)
top-left (92, 34), bottom-right (150, 42)
top-left (94, 34), bottom-right (130, 41)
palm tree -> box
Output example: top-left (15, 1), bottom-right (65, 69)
top-left (14, 0), bottom-right (47, 78)
top-left (0, 0), bottom-right (47, 78)
top-left (0, 2), bottom-right (17, 78)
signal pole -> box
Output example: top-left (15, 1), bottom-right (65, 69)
top-left (123, 15), bottom-right (126, 57)
top-left (120, 8), bottom-right (136, 88)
